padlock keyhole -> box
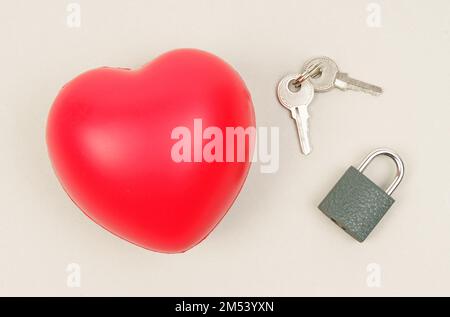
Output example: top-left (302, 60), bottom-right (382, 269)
top-left (330, 218), bottom-right (347, 232)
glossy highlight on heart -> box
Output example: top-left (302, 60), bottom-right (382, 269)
top-left (46, 49), bottom-right (255, 253)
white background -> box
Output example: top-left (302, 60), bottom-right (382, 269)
top-left (0, 0), bottom-right (449, 296)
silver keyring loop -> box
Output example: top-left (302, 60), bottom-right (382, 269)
top-left (357, 148), bottom-right (405, 196)
top-left (293, 62), bottom-right (321, 87)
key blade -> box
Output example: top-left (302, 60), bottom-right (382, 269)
top-left (335, 73), bottom-right (383, 96)
top-left (291, 106), bottom-right (312, 155)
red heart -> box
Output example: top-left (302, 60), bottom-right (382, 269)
top-left (47, 49), bottom-right (255, 253)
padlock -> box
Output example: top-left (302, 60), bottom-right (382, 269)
top-left (318, 148), bottom-right (405, 242)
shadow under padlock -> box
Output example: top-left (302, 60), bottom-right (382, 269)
top-left (318, 148), bottom-right (405, 242)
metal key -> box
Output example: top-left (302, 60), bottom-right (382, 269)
top-left (302, 57), bottom-right (383, 95)
top-left (277, 74), bottom-right (315, 155)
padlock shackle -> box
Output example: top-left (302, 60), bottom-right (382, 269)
top-left (357, 148), bottom-right (405, 196)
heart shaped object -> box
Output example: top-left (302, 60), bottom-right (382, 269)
top-left (47, 49), bottom-right (255, 253)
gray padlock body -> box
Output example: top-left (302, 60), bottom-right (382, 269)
top-left (318, 166), bottom-right (395, 242)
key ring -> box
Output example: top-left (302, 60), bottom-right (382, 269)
top-left (293, 62), bottom-right (322, 87)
